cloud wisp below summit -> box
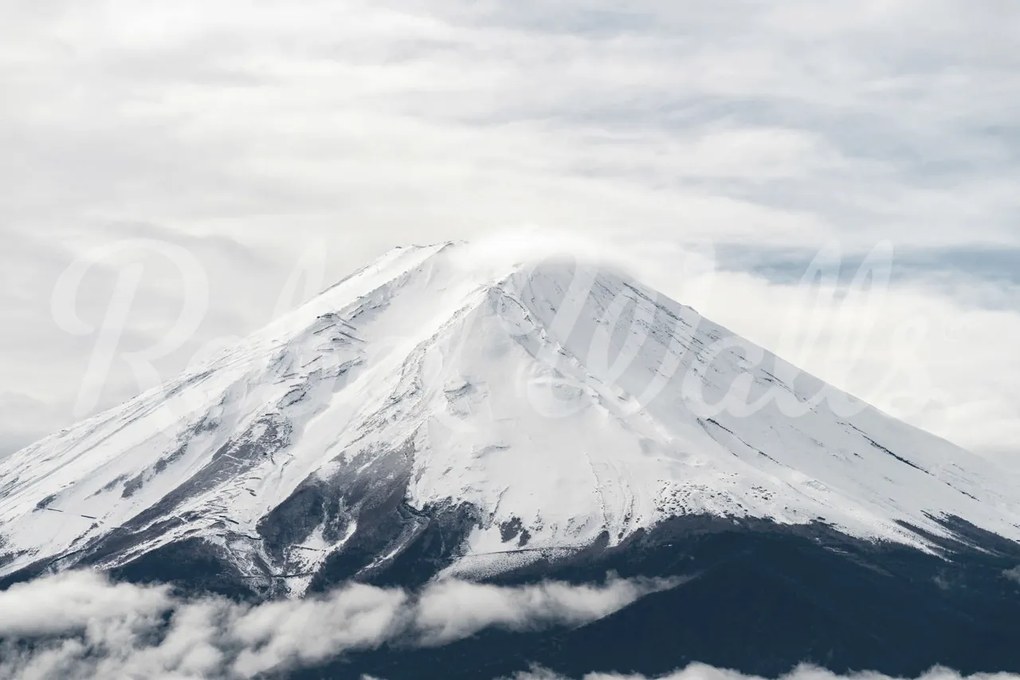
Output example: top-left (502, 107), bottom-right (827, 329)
top-left (0, 570), bottom-right (678, 679)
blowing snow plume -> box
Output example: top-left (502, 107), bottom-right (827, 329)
top-left (0, 571), bottom-right (679, 679)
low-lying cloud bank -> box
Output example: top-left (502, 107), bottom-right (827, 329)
top-left (0, 570), bottom-right (678, 679)
top-left (511, 664), bottom-right (1020, 680)
top-left (3, 571), bottom-right (1016, 680)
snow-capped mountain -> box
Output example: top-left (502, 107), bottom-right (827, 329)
top-left (2, 242), bottom-right (1019, 597)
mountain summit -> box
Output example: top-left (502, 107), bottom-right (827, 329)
top-left (2, 242), bottom-right (1018, 601)
top-left (4, 243), bottom-right (1020, 677)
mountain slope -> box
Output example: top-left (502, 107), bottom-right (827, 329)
top-left (1, 242), bottom-right (1019, 597)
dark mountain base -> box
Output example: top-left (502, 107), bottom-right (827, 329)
top-left (3, 514), bottom-right (1019, 678)
top-left (292, 516), bottom-right (1020, 680)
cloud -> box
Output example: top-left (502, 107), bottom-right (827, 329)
top-left (0, 571), bottom-right (170, 638)
top-left (415, 576), bottom-right (681, 645)
top-left (5, 571), bottom-right (1011, 680)
top-left (1, 0), bottom-right (1019, 469)
top-left (510, 664), bottom-right (1020, 680)
top-left (229, 583), bottom-right (410, 677)
top-left (0, 571), bottom-right (677, 679)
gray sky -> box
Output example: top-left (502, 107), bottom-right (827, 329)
top-left (1, 0), bottom-right (1018, 467)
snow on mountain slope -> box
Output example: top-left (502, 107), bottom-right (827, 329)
top-left (1, 242), bottom-right (1018, 591)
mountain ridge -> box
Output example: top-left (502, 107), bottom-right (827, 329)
top-left (1, 241), bottom-right (1018, 597)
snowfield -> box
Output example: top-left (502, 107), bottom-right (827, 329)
top-left (2, 242), bottom-right (1018, 591)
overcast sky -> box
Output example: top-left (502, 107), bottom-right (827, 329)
top-left (1, 0), bottom-right (1018, 467)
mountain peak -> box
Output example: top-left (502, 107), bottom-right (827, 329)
top-left (2, 243), bottom-right (1019, 595)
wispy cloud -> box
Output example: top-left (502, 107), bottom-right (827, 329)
top-left (0, 571), bottom-right (679, 679)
